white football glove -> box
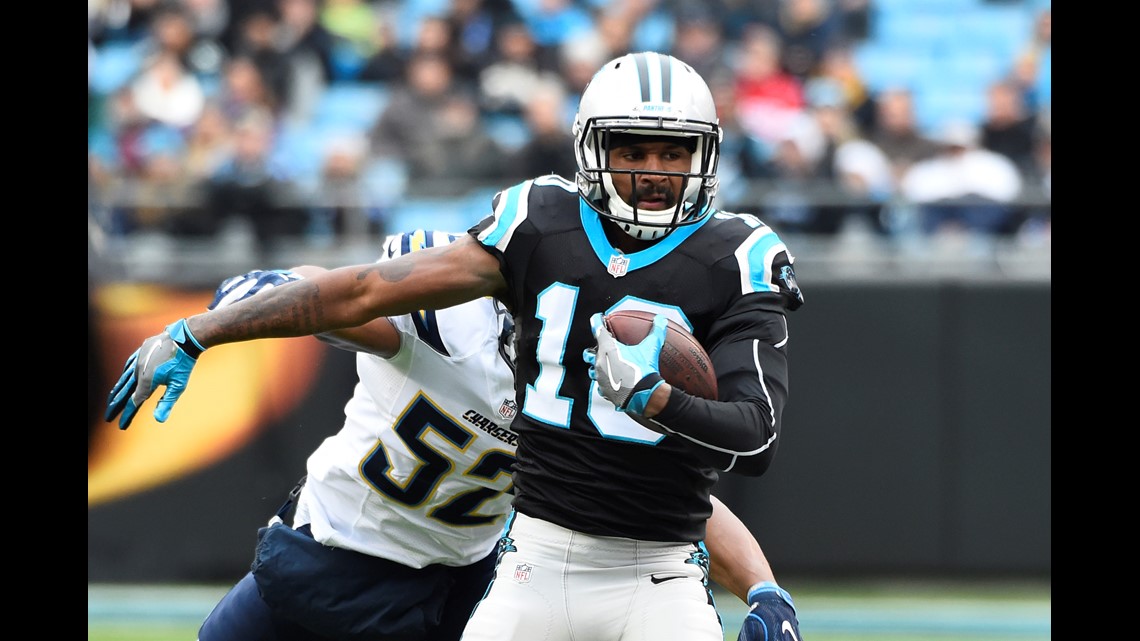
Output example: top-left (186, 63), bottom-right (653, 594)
top-left (583, 312), bottom-right (665, 415)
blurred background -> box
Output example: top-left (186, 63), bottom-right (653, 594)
top-left (88, 0), bottom-right (1050, 636)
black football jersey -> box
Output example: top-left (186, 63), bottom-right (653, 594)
top-left (470, 175), bottom-right (803, 542)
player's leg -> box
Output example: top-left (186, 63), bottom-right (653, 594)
top-left (459, 512), bottom-right (573, 641)
top-left (197, 572), bottom-right (324, 641)
top-left (431, 548), bottom-right (498, 641)
top-left (554, 527), bottom-right (722, 641)
top-left (621, 543), bottom-right (724, 641)
top-left (461, 512), bottom-right (722, 641)
top-left (251, 522), bottom-right (458, 640)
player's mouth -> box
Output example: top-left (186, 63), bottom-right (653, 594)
top-left (633, 188), bottom-right (675, 210)
top-left (636, 195), bottom-right (668, 209)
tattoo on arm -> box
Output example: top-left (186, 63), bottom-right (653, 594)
top-left (205, 243), bottom-right (488, 346)
top-left (356, 258), bottom-right (415, 283)
top-left (198, 280), bottom-right (328, 344)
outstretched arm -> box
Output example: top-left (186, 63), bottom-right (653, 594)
top-left (189, 236), bottom-right (504, 348)
top-left (218, 229), bottom-right (475, 357)
top-left (706, 495), bottom-right (775, 603)
top-left (106, 235), bottom-right (505, 430)
top-left (210, 265), bottom-right (404, 358)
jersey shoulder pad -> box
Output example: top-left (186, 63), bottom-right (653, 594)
top-left (379, 229), bottom-right (462, 262)
top-left (479, 177), bottom-right (579, 251)
top-left (388, 297), bottom-right (501, 359)
top-left (713, 211), bottom-right (804, 310)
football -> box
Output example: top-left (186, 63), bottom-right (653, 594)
top-left (602, 310), bottom-right (718, 400)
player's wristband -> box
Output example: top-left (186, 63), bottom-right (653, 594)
top-left (747, 581), bottom-right (796, 613)
top-left (166, 318), bottom-right (206, 359)
top-left (626, 373), bottom-right (664, 414)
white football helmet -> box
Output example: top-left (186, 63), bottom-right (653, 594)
top-left (573, 52), bottom-right (722, 240)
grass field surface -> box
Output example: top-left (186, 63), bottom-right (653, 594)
top-left (89, 578), bottom-right (1050, 640)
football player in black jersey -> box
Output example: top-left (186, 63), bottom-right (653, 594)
top-left (107, 52), bottom-right (804, 641)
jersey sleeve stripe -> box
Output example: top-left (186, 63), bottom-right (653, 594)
top-left (735, 226), bottom-right (789, 295)
top-left (479, 180), bottom-right (533, 251)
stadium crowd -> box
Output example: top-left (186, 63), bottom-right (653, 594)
top-left (88, 0), bottom-right (1051, 258)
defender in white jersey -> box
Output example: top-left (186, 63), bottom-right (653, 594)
top-left (191, 230), bottom-right (799, 641)
top-left (197, 230), bottom-right (519, 641)
top-left (295, 256), bottom-right (518, 569)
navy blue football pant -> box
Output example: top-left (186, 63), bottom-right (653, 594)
top-left (198, 532), bottom-right (497, 641)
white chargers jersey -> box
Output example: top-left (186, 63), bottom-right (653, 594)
top-left (294, 295), bottom-right (518, 568)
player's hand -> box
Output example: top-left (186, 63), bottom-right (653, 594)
top-left (738, 582), bottom-right (802, 641)
top-left (105, 318), bottom-right (206, 430)
top-left (583, 312), bottom-right (665, 415)
top-left (208, 269), bottom-right (304, 310)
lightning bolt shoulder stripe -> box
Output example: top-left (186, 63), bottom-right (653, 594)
top-left (479, 180), bottom-right (533, 251)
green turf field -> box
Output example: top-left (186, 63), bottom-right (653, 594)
top-left (88, 579), bottom-right (1051, 641)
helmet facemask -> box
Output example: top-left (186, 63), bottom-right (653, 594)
top-left (577, 121), bottom-right (720, 240)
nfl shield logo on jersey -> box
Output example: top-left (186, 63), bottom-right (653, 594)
top-left (513, 563), bottom-right (533, 584)
top-left (498, 399), bottom-right (518, 420)
top-left (607, 253), bottom-right (629, 278)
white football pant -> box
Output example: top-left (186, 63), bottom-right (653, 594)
top-left (460, 511), bottom-right (723, 641)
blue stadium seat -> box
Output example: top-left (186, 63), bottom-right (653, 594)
top-left (873, 0), bottom-right (979, 12)
top-left (871, 10), bottom-right (952, 52)
top-left (938, 50), bottom-right (1009, 89)
top-left (630, 9), bottom-right (675, 52)
top-left (1034, 47), bottom-right (1051, 107)
top-left (393, 0), bottom-right (451, 49)
top-left (386, 188), bottom-right (497, 235)
top-left (852, 43), bottom-right (935, 93)
top-left (271, 123), bottom-right (331, 181)
top-left (386, 197), bottom-right (478, 234)
top-left (361, 156), bottom-right (410, 210)
top-left (482, 113), bottom-right (532, 152)
top-left (952, 6), bottom-right (1033, 60)
top-left (328, 41), bottom-right (369, 83)
top-left (90, 41), bottom-right (143, 95)
top-left (911, 81), bottom-right (989, 136)
top-left (88, 129), bottom-right (119, 169)
top-left (311, 82), bottom-right (391, 133)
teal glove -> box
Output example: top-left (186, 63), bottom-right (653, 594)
top-left (583, 312), bottom-right (665, 415)
top-left (738, 581), bottom-right (802, 641)
top-left (105, 318), bottom-right (205, 430)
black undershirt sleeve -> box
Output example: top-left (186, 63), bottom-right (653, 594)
top-left (649, 305), bottom-right (791, 477)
